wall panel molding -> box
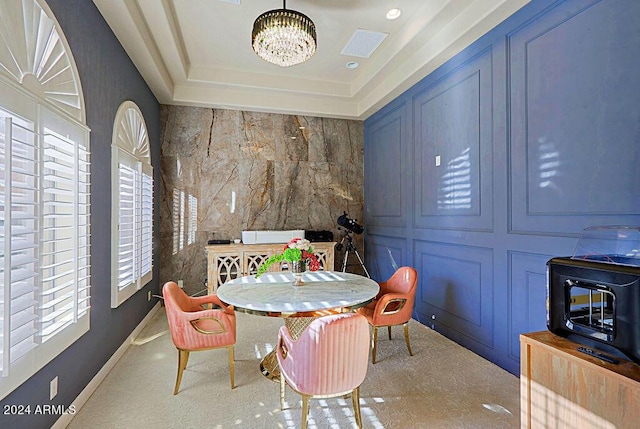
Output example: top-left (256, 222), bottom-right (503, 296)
top-left (413, 47), bottom-right (494, 232)
top-left (507, 251), bottom-right (550, 362)
top-left (414, 240), bottom-right (495, 349)
top-left (509, 0), bottom-right (640, 235)
top-left (364, 101), bottom-right (408, 228)
top-left (364, 233), bottom-right (407, 282)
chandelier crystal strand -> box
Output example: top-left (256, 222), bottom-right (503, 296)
top-left (252, 6), bottom-right (316, 67)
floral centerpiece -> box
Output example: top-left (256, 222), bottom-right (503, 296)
top-left (256, 237), bottom-right (320, 278)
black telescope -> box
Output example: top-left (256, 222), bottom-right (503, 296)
top-left (337, 212), bottom-right (364, 235)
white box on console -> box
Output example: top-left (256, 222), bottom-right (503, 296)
top-left (241, 230), bottom-right (305, 244)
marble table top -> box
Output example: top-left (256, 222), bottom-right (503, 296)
top-left (217, 271), bottom-right (379, 316)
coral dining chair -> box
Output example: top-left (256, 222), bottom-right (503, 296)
top-left (162, 281), bottom-right (236, 394)
top-left (357, 266), bottom-right (418, 363)
top-left (276, 313), bottom-right (370, 429)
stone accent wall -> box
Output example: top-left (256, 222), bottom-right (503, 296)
top-left (158, 106), bottom-right (364, 295)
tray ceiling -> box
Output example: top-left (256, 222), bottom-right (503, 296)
top-left (93, 0), bottom-right (529, 119)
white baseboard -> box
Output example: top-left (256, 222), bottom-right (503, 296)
top-left (53, 302), bottom-right (162, 429)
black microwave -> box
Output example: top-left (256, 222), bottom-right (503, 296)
top-left (546, 226), bottom-right (640, 364)
top-left (547, 256), bottom-right (640, 363)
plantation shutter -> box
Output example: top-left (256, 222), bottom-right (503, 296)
top-left (116, 150), bottom-right (137, 292)
top-left (0, 105), bottom-right (90, 377)
top-left (179, 190), bottom-right (185, 251)
top-left (187, 194), bottom-right (197, 245)
top-left (139, 163), bottom-right (153, 285)
top-left (113, 147), bottom-right (153, 305)
top-left (39, 106), bottom-right (91, 342)
top-left (1, 116), bottom-right (38, 375)
top-left (172, 188), bottom-right (180, 255)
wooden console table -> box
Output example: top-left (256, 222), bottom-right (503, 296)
top-left (520, 331), bottom-right (640, 428)
top-left (205, 242), bottom-right (335, 294)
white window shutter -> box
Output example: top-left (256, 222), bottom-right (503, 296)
top-left (116, 152), bottom-right (137, 293)
top-left (111, 101), bottom-right (152, 307)
top-left (187, 194), bottom-right (198, 245)
top-left (179, 190), bottom-right (185, 251)
top-left (0, 104), bottom-right (90, 396)
top-left (172, 188), bottom-right (180, 255)
top-left (1, 117), bottom-right (39, 374)
top-left (76, 131), bottom-right (91, 316)
top-left (139, 163), bottom-right (153, 286)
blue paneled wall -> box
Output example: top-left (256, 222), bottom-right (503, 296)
top-left (363, 0), bottom-right (640, 374)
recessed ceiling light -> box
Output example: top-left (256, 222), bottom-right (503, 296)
top-left (291, 136), bottom-right (297, 140)
top-left (386, 8), bottom-right (402, 20)
top-left (346, 61), bottom-right (359, 69)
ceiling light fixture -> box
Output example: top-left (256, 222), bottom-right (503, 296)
top-left (252, 1), bottom-right (317, 67)
top-left (386, 8), bottom-right (402, 20)
top-left (346, 61), bottom-right (359, 69)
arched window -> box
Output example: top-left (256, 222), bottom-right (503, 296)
top-left (111, 101), bottom-right (153, 307)
top-left (0, 0), bottom-right (90, 399)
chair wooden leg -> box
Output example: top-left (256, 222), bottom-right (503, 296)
top-left (174, 349), bottom-right (190, 395)
top-left (404, 323), bottom-right (413, 356)
top-left (372, 326), bottom-right (378, 364)
top-left (279, 372), bottom-right (286, 410)
top-left (228, 346), bottom-right (235, 389)
top-left (301, 394), bottom-right (310, 429)
top-left (387, 325), bottom-right (392, 340)
top-left (352, 386), bottom-right (362, 428)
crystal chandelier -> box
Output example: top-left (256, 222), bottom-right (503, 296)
top-left (251, 1), bottom-right (317, 67)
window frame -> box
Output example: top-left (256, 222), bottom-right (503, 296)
top-left (0, 0), bottom-right (90, 401)
top-left (110, 101), bottom-right (153, 308)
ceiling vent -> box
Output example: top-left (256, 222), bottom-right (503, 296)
top-left (340, 29), bottom-right (388, 58)
top-left (217, 0), bottom-right (240, 4)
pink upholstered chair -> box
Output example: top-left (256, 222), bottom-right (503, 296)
top-left (357, 266), bottom-right (418, 363)
top-left (162, 281), bottom-right (236, 394)
top-left (276, 313), bottom-right (370, 429)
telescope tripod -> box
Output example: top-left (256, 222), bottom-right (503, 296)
top-left (336, 229), bottom-right (370, 278)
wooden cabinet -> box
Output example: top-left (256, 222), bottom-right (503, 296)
top-left (205, 242), bottom-right (336, 294)
top-left (520, 331), bottom-right (640, 429)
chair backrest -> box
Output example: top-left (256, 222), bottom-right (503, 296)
top-left (163, 282), bottom-right (195, 348)
top-left (162, 281), bottom-right (236, 350)
top-left (279, 313), bottom-right (369, 396)
top-left (377, 266), bottom-right (418, 324)
top-left (163, 281), bottom-right (201, 313)
top-left (380, 266), bottom-right (418, 296)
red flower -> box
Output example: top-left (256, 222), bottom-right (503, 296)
top-left (302, 251), bottom-right (320, 271)
top-left (307, 254), bottom-right (320, 271)
top-left (283, 237), bottom-right (301, 251)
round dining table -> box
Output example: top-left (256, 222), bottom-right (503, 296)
top-left (217, 270), bottom-right (379, 380)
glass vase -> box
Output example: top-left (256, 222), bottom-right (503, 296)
top-left (290, 260), bottom-right (306, 286)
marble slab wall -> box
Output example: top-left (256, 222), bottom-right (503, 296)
top-left (158, 106), bottom-right (365, 295)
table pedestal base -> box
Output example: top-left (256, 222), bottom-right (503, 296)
top-left (260, 316), bottom-right (318, 382)
top-left (260, 351), bottom-right (280, 381)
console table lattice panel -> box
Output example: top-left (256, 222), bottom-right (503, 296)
top-left (206, 242), bottom-right (336, 294)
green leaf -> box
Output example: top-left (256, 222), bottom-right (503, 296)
top-left (255, 253), bottom-right (285, 277)
top-left (283, 248), bottom-right (302, 261)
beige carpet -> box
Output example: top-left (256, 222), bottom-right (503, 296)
top-left (67, 308), bottom-right (520, 428)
